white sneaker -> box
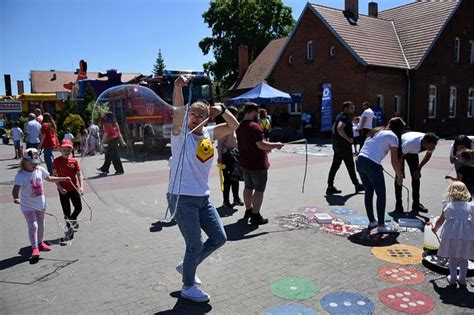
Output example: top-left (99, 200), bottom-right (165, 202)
top-left (377, 225), bottom-right (398, 233)
top-left (447, 275), bottom-right (457, 286)
top-left (176, 262), bottom-right (202, 286)
top-left (181, 285), bottom-right (210, 303)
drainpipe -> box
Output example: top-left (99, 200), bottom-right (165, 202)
top-left (406, 69), bottom-right (411, 129)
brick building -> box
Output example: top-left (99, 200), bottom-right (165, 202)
top-left (232, 0), bottom-right (474, 135)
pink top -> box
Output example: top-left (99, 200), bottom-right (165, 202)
top-left (103, 123), bottom-right (120, 142)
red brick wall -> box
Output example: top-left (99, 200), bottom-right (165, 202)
top-left (411, 0), bottom-right (474, 135)
top-left (268, 7), bottom-right (407, 134)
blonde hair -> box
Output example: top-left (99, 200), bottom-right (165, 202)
top-left (190, 101), bottom-right (210, 118)
top-left (446, 181), bottom-right (471, 202)
top-left (18, 159), bottom-right (38, 172)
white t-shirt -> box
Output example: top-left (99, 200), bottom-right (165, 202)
top-left (360, 108), bottom-right (374, 129)
top-left (449, 136), bottom-right (474, 158)
top-left (352, 123), bottom-right (360, 137)
top-left (63, 133), bottom-right (74, 141)
top-left (359, 130), bottom-right (399, 165)
top-left (11, 127), bottom-right (23, 141)
top-left (402, 132), bottom-right (428, 155)
top-left (168, 126), bottom-right (215, 196)
top-left (14, 166), bottom-right (50, 212)
top-left (89, 124), bottom-right (100, 138)
top-left (25, 120), bottom-right (42, 144)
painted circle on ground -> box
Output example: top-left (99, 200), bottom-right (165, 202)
top-left (379, 287), bottom-right (434, 314)
top-left (297, 206), bottom-right (325, 215)
top-left (346, 215), bottom-right (370, 226)
top-left (270, 278), bottom-right (319, 300)
top-left (331, 208), bottom-right (357, 216)
top-left (372, 244), bottom-right (423, 265)
top-left (266, 304), bottom-right (319, 315)
top-left (321, 291), bottom-right (375, 315)
top-left (378, 265), bottom-right (425, 284)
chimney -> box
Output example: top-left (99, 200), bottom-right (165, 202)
top-left (345, 0), bottom-right (359, 20)
top-left (4, 74), bottom-right (12, 96)
top-left (238, 45), bottom-right (249, 78)
top-left (17, 80), bottom-right (24, 94)
top-left (368, 2), bottom-right (378, 18)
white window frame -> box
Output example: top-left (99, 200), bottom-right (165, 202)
top-left (449, 86), bottom-right (457, 118)
top-left (468, 87), bottom-right (474, 118)
top-left (470, 40), bottom-right (474, 64)
top-left (288, 102), bottom-right (302, 114)
top-left (454, 37), bottom-right (460, 63)
top-left (306, 40), bottom-right (313, 61)
top-left (288, 54), bottom-right (293, 65)
top-left (394, 95), bottom-right (401, 114)
top-left (329, 46), bottom-right (336, 57)
top-left (428, 85), bottom-right (437, 118)
top-left (377, 95), bottom-right (384, 111)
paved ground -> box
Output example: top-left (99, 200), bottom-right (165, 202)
top-left (0, 138), bottom-right (473, 314)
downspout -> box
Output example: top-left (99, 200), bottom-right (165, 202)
top-left (406, 69), bottom-right (411, 129)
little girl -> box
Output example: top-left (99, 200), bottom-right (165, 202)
top-left (352, 116), bottom-right (361, 155)
top-left (12, 148), bottom-right (71, 258)
top-left (432, 181), bottom-right (474, 287)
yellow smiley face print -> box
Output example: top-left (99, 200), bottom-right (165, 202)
top-left (196, 138), bottom-right (214, 163)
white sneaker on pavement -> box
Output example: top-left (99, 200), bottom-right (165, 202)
top-left (181, 285), bottom-right (210, 303)
top-left (377, 225), bottom-right (398, 233)
top-left (176, 262), bottom-right (202, 286)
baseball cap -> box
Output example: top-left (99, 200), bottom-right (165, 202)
top-left (24, 148), bottom-right (41, 164)
top-left (61, 139), bottom-right (74, 148)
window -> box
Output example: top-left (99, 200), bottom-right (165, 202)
top-left (329, 46), bottom-right (336, 57)
top-left (289, 102), bottom-right (302, 114)
top-left (468, 87), bottom-right (474, 117)
top-left (470, 40), bottom-right (474, 64)
top-left (394, 95), bottom-right (401, 114)
top-left (306, 40), bottom-right (313, 61)
top-left (377, 95), bottom-right (384, 111)
top-left (449, 86), bottom-right (457, 118)
top-left (454, 37), bottom-right (460, 63)
top-left (428, 85), bottom-right (437, 118)
top-left (288, 55), bottom-right (293, 65)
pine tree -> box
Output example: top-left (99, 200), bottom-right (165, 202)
top-left (152, 49), bottom-right (166, 76)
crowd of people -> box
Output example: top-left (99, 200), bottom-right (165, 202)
top-left (8, 83), bottom-right (474, 302)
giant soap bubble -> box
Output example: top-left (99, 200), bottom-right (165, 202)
top-left (80, 84), bottom-right (185, 221)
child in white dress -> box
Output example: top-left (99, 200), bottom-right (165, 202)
top-left (433, 181), bottom-right (474, 287)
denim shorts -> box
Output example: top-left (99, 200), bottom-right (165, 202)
top-left (241, 168), bottom-right (268, 192)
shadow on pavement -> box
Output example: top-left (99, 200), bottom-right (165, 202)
top-left (154, 291), bottom-right (212, 314)
top-left (224, 218), bottom-right (267, 241)
top-left (150, 220), bottom-right (177, 232)
top-left (324, 192), bottom-right (357, 206)
top-left (430, 278), bottom-right (474, 308)
top-left (216, 206), bottom-right (238, 218)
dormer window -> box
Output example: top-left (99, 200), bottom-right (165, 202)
top-left (454, 37), bottom-right (460, 63)
top-left (306, 40), bottom-right (313, 61)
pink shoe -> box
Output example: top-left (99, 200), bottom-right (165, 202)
top-left (39, 242), bottom-right (51, 251)
top-left (32, 247), bottom-right (40, 257)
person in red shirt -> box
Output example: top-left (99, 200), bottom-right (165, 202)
top-left (39, 113), bottom-right (59, 174)
top-left (53, 139), bottom-right (83, 231)
top-left (97, 112), bottom-right (126, 175)
top-left (236, 103), bottom-right (284, 225)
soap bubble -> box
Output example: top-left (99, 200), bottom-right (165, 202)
top-left (80, 84), bottom-right (184, 221)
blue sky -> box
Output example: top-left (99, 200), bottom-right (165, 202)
top-left (0, 0), bottom-right (412, 95)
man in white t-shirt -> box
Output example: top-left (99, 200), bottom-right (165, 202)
top-left (358, 101), bottom-right (374, 147)
top-left (393, 131), bottom-right (439, 213)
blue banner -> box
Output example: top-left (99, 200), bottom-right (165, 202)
top-left (321, 83), bottom-right (332, 132)
top-left (372, 105), bottom-right (384, 127)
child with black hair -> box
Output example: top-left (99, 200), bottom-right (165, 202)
top-left (446, 149), bottom-right (474, 195)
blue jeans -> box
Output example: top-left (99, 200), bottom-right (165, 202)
top-left (43, 147), bottom-right (54, 174)
top-left (356, 156), bottom-right (386, 225)
top-left (167, 194), bottom-right (227, 287)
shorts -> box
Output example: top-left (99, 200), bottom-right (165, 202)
top-left (241, 168), bottom-right (268, 192)
top-left (14, 140), bottom-right (21, 149)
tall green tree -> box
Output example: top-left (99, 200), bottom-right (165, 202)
top-left (199, 0), bottom-right (295, 90)
top-left (153, 49), bottom-right (166, 76)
